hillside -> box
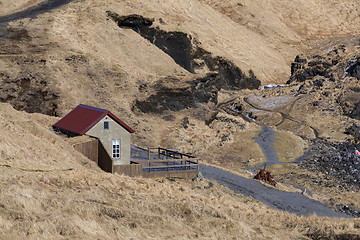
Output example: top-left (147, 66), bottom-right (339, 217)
top-left (0, 0), bottom-right (360, 238)
top-left (0, 0), bottom-right (358, 147)
top-left (0, 102), bottom-right (358, 239)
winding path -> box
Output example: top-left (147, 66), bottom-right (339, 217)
top-left (131, 146), bottom-right (349, 218)
top-left (200, 164), bottom-right (349, 218)
top-left (0, 0), bottom-right (73, 23)
top-left (243, 96), bottom-right (320, 137)
top-left (217, 96), bottom-right (320, 138)
top-left (247, 126), bottom-right (281, 172)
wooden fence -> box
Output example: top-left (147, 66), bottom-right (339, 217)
top-left (73, 142), bottom-right (199, 179)
top-left (113, 162), bottom-right (142, 177)
top-left (73, 138), bottom-right (99, 164)
top-left (131, 147), bottom-right (199, 179)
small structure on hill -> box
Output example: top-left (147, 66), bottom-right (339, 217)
top-left (53, 104), bottom-right (135, 173)
top-left (53, 104), bottom-right (199, 179)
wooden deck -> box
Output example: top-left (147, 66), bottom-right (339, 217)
top-left (73, 142), bottom-right (200, 179)
top-left (130, 146), bottom-right (199, 179)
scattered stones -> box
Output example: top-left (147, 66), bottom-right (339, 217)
top-left (299, 138), bottom-right (360, 191)
top-left (221, 133), bottom-right (229, 142)
top-left (337, 204), bottom-right (360, 218)
top-left (214, 116), bottom-right (245, 129)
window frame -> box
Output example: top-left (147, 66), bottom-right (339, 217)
top-left (112, 139), bottom-right (121, 159)
top-left (104, 121), bottom-right (109, 130)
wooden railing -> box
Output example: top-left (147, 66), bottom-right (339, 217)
top-left (148, 146), bottom-right (196, 159)
top-left (133, 147), bottom-right (199, 173)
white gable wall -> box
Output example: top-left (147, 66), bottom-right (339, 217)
top-left (85, 115), bottom-right (131, 165)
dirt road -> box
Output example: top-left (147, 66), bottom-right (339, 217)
top-left (0, 0), bottom-right (73, 23)
top-left (132, 146), bottom-right (349, 218)
top-left (247, 126), bottom-right (282, 173)
top-left (200, 164), bottom-right (349, 218)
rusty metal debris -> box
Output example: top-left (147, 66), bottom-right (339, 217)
top-left (254, 164), bottom-right (277, 186)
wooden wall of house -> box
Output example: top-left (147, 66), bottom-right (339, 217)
top-left (73, 138), bottom-right (99, 164)
top-left (98, 141), bottom-right (113, 173)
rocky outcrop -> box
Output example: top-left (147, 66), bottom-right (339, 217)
top-left (287, 45), bottom-right (360, 85)
top-left (107, 13), bottom-right (193, 72)
top-left (108, 12), bottom-right (261, 114)
top-left (287, 51), bottom-right (342, 84)
top-left (345, 123), bottom-right (360, 144)
top-left (108, 12), bottom-right (261, 91)
top-left (287, 43), bottom-right (360, 120)
top-left (134, 80), bottom-right (194, 113)
top-left (345, 55), bottom-right (360, 79)
top-left (299, 139), bottom-right (360, 192)
top-left (192, 47), bottom-right (261, 91)
top-left (0, 67), bottom-right (60, 116)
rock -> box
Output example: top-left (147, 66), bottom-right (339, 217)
top-left (221, 133), bottom-right (229, 142)
top-left (299, 139), bottom-right (360, 190)
top-left (183, 117), bottom-right (190, 129)
top-left (193, 171), bottom-right (204, 182)
top-left (204, 181), bottom-right (213, 189)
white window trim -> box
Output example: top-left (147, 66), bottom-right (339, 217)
top-left (112, 139), bottom-right (121, 159)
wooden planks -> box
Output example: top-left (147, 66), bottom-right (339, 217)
top-left (73, 138), bottom-right (99, 164)
top-left (113, 163), bottom-right (142, 177)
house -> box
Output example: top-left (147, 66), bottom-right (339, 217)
top-left (53, 104), bottom-right (135, 173)
top-left (53, 104), bottom-right (199, 179)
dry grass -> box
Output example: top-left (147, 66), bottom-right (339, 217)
top-left (0, 0), bottom-right (360, 238)
top-left (0, 103), bottom-right (359, 239)
top-left (0, 0), bottom-right (43, 15)
top-left (273, 129), bottom-right (307, 163)
top-left (1, 167), bottom-right (360, 240)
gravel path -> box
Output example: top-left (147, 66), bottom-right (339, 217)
top-left (200, 164), bottom-right (349, 218)
top-left (247, 126), bottom-right (284, 173)
top-left (132, 145), bottom-right (350, 217)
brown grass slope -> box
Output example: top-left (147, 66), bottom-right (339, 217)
top-left (1, 0), bottom-right (359, 148)
top-left (0, 102), bottom-right (359, 239)
top-left (0, 0), bottom-right (360, 238)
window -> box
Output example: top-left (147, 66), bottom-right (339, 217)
top-left (112, 139), bottom-right (120, 159)
top-left (104, 121), bottom-right (109, 130)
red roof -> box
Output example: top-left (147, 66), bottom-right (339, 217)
top-left (53, 104), bottom-right (135, 135)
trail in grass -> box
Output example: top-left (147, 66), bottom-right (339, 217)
top-left (131, 145), bottom-right (350, 218)
top-left (0, 0), bottom-right (73, 23)
top-left (247, 126), bottom-right (286, 173)
top-left (200, 164), bottom-right (349, 218)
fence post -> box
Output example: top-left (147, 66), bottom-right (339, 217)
top-left (147, 147), bottom-right (151, 172)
